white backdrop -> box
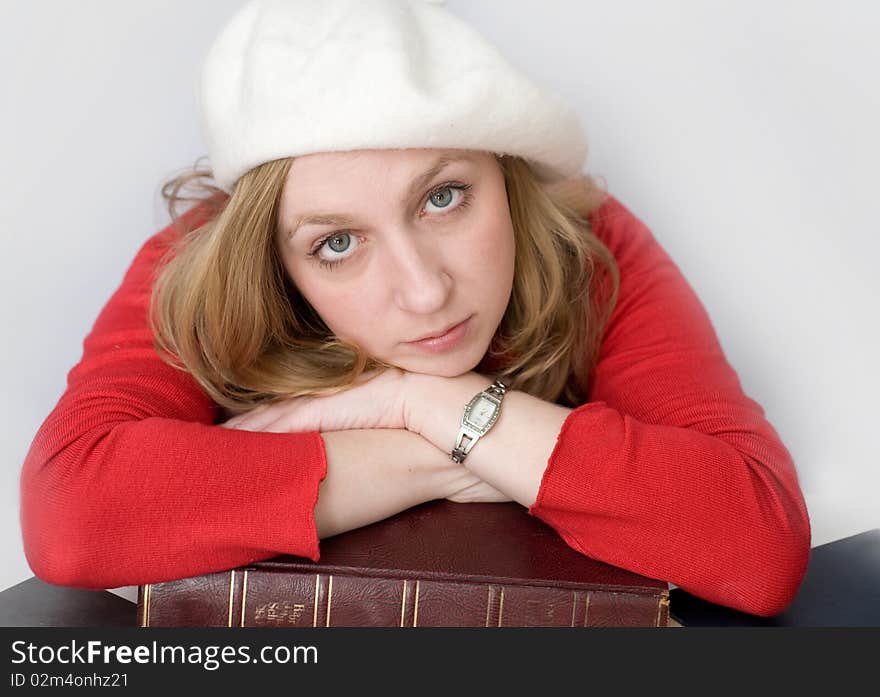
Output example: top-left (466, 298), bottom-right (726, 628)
top-left (2, 0), bottom-right (878, 599)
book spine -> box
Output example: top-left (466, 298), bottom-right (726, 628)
top-left (137, 570), bottom-right (669, 628)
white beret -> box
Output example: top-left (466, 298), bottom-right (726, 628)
top-left (198, 0), bottom-right (588, 192)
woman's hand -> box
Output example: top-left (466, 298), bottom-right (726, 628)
top-left (221, 367), bottom-right (409, 434)
top-left (220, 368), bottom-right (493, 439)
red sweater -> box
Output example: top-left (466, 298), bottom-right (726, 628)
top-left (20, 195), bottom-right (810, 616)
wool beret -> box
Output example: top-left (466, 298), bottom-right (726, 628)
top-left (198, 0), bottom-right (588, 192)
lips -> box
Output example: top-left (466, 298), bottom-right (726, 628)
top-left (408, 318), bottom-right (468, 343)
top-left (402, 315), bottom-right (472, 354)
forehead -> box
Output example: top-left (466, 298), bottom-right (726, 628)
top-left (283, 149), bottom-right (489, 199)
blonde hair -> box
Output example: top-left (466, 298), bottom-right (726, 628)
top-left (150, 154), bottom-right (619, 413)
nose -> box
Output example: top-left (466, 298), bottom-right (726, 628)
top-left (385, 229), bottom-right (453, 315)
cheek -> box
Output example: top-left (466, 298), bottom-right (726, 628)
top-left (466, 210), bottom-right (516, 293)
top-left (293, 280), bottom-right (366, 339)
top-left (284, 268), bottom-right (382, 346)
top-left (315, 303), bottom-right (368, 342)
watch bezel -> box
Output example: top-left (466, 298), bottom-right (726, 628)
top-left (462, 392), bottom-right (502, 434)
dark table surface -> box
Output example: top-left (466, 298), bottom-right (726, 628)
top-left (0, 576), bottom-right (136, 627)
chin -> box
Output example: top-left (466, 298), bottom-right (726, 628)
top-left (393, 347), bottom-right (485, 378)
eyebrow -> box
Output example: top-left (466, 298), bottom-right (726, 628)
top-left (288, 153), bottom-right (477, 236)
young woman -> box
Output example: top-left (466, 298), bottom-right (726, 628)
top-left (20, 0), bottom-right (810, 617)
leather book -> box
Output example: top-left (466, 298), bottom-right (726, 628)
top-left (137, 500), bottom-right (670, 627)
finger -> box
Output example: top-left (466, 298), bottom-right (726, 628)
top-left (261, 414), bottom-right (294, 434)
top-left (258, 395), bottom-right (327, 433)
top-left (224, 402), bottom-right (288, 432)
top-left (261, 405), bottom-right (314, 434)
top-left (221, 417), bottom-right (262, 432)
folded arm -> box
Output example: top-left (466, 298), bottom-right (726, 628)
top-left (20, 207), bottom-right (489, 589)
top-left (404, 197), bottom-right (811, 617)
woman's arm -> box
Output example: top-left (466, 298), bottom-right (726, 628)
top-left (404, 196), bottom-right (811, 617)
top-left (315, 429), bottom-right (506, 539)
top-left (21, 204), bottom-right (496, 590)
top-left (20, 214), bottom-right (322, 588)
top-left (405, 372), bottom-right (570, 509)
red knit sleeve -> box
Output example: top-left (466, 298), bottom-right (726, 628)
top-left (19, 204), bottom-right (327, 590)
top-left (528, 196), bottom-right (811, 616)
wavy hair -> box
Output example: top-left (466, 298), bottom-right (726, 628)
top-left (150, 154), bottom-right (619, 413)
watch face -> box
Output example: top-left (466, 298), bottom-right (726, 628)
top-left (466, 395), bottom-right (497, 431)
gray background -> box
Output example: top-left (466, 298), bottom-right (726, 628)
top-left (2, 0), bottom-right (877, 601)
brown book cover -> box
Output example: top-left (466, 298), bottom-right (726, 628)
top-left (137, 500), bottom-right (670, 627)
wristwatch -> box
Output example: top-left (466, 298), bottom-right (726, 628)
top-left (451, 379), bottom-right (507, 464)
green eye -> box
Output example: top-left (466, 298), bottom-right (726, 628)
top-left (327, 234), bottom-right (351, 253)
top-left (430, 188), bottom-right (454, 207)
top-left (308, 231), bottom-right (360, 270)
top-left (424, 182), bottom-right (473, 212)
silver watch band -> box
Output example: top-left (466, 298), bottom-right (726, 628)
top-left (451, 379), bottom-right (507, 464)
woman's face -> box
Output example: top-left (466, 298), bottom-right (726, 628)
top-left (275, 148), bottom-right (516, 377)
